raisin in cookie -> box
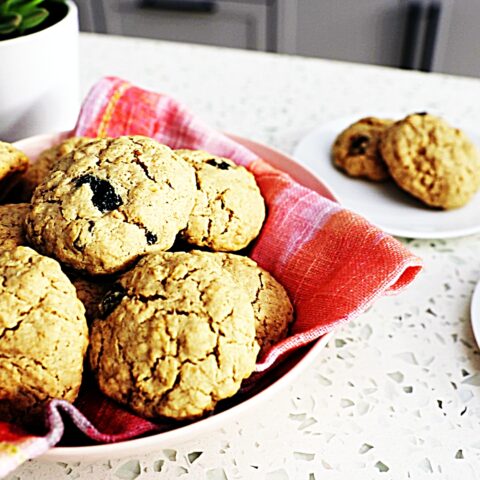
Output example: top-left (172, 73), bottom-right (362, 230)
top-left (0, 203), bottom-right (29, 253)
top-left (0, 246), bottom-right (88, 424)
top-left (213, 253), bottom-right (293, 356)
top-left (19, 136), bottom-right (94, 201)
top-left (90, 250), bottom-right (259, 420)
top-left (381, 113), bottom-right (480, 209)
top-left (175, 150), bottom-right (265, 251)
top-left (332, 117), bottom-right (393, 181)
top-left (25, 136), bottom-right (196, 275)
top-left (0, 141), bottom-right (29, 201)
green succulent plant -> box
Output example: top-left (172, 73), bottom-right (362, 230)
top-left (0, 0), bottom-right (65, 38)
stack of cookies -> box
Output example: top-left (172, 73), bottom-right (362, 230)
top-left (0, 135), bottom-right (294, 424)
top-left (332, 113), bottom-right (480, 209)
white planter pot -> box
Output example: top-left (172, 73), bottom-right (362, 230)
top-left (0, 0), bottom-right (79, 142)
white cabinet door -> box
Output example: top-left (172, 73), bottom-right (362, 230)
top-left (100, 0), bottom-right (269, 51)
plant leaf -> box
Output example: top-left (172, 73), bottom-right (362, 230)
top-left (19, 6), bottom-right (47, 32)
top-left (0, 11), bottom-right (21, 33)
top-left (10, 0), bottom-right (43, 5)
top-left (12, 0), bottom-right (44, 15)
top-left (0, 0), bottom-right (15, 15)
top-left (0, 25), bottom-right (16, 34)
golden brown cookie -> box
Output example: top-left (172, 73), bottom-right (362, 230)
top-left (25, 136), bottom-right (196, 275)
top-left (18, 136), bottom-right (95, 201)
top-left (89, 250), bottom-right (259, 420)
top-left (213, 253), bottom-right (293, 356)
top-left (381, 113), bottom-right (480, 209)
top-left (0, 246), bottom-right (88, 424)
top-left (332, 117), bottom-right (393, 181)
top-left (175, 149), bottom-right (266, 252)
top-left (0, 141), bottom-right (29, 201)
top-left (0, 203), bottom-right (29, 253)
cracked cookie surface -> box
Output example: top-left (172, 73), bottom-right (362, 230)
top-left (175, 150), bottom-right (265, 251)
top-left (380, 113), bottom-right (480, 209)
top-left (214, 253), bottom-right (293, 356)
top-left (18, 136), bottom-right (95, 201)
top-left (0, 246), bottom-right (88, 424)
top-left (332, 117), bottom-right (393, 181)
top-left (0, 203), bottom-right (29, 253)
top-left (25, 136), bottom-right (196, 275)
top-left (89, 250), bottom-right (259, 420)
top-left (0, 141), bottom-right (29, 201)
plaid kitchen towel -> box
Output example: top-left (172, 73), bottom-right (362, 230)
top-left (0, 77), bottom-right (422, 477)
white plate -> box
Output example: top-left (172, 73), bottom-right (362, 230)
top-left (293, 115), bottom-right (480, 239)
top-left (471, 280), bottom-right (480, 349)
top-left (13, 132), bottom-right (336, 462)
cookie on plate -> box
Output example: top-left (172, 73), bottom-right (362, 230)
top-left (175, 149), bottom-right (265, 251)
top-left (214, 253), bottom-right (293, 355)
top-left (0, 203), bottom-right (29, 253)
top-left (89, 250), bottom-right (259, 420)
top-left (25, 136), bottom-right (196, 275)
top-left (0, 141), bottom-right (29, 201)
top-left (380, 113), bottom-right (480, 209)
top-left (18, 136), bottom-right (95, 201)
top-left (332, 117), bottom-right (393, 181)
top-left (0, 246), bottom-right (88, 424)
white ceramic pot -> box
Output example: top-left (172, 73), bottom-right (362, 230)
top-left (0, 0), bottom-right (79, 142)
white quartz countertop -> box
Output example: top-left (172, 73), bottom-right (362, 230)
top-left (9, 33), bottom-right (480, 480)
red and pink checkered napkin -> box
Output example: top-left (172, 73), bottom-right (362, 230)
top-left (0, 77), bottom-right (422, 477)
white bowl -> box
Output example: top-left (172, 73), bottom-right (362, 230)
top-left (13, 132), bottom-right (337, 462)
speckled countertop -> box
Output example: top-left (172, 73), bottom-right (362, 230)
top-left (8, 33), bottom-right (480, 479)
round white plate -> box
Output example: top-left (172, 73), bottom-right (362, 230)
top-left (471, 280), bottom-right (480, 349)
top-left (293, 115), bottom-right (480, 239)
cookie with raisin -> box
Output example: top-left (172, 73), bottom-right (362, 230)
top-left (332, 117), bottom-right (393, 181)
top-left (90, 250), bottom-right (259, 420)
top-left (25, 136), bottom-right (196, 275)
top-left (175, 149), bottom-right (265, 251)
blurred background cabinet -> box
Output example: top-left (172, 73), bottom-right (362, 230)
top-left (106, 1), bottom-right (268, 50)
top-left (290, 0), bottom-right (480, 77)
top-left (76, 0), bottom-right (480, 78)
top-left (293, 0), bottom-right (406, 68)
top-left (433, 0), bottom-right (480, 77)
top-left (77, 0), bottom-right (292, 51)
